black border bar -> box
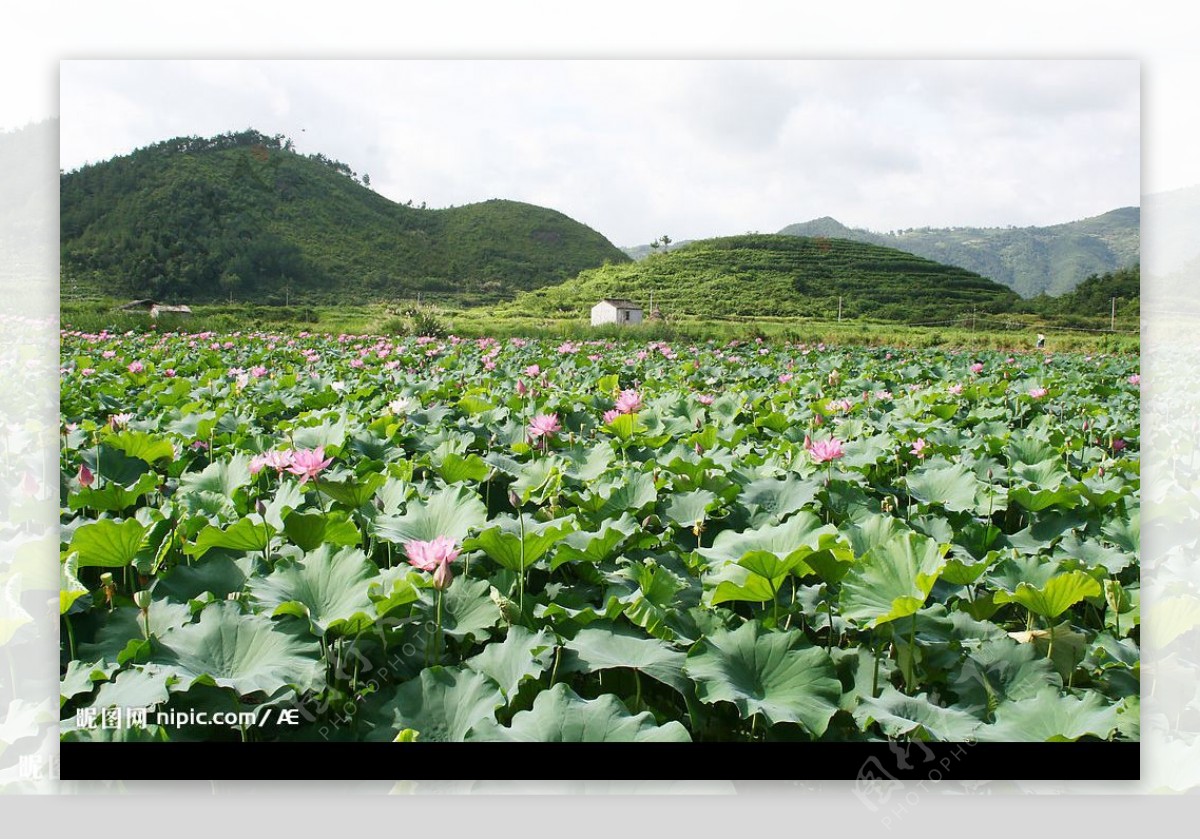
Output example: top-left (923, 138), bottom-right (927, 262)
top-left (60, 741), bottom-right (1139, 781)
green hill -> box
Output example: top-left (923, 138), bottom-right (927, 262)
top-left (505, 234), bottom-right (1021, 323)
top-left (60, 129), bottom-right (630, 305)
top-left (778, 208), bottom-right (1140, 298)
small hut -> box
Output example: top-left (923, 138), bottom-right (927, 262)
top-left (119, 299), bottom-right (194, 320)
top-left (590, 298), bottom-right (643, 327)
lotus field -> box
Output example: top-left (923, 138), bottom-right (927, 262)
top-left (58, 329), bottom-right (1140, 743)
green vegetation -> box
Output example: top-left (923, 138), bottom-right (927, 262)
top-left (60, 130), bottom-right (629, 305)
top-left (1027, 265), bottom-right (1140, 326)
top-left (777, 208), bottom-right (1140, 298)
top-left (504, 234), bottom-right (1021, 323)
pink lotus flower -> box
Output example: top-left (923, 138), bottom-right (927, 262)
top-left (251, 449), bottom-right (295, 476)
top-left (808, 437), bottom-right (845, 463)
top-left (1128, 374), bottom-right (1140, 386)
top-left (698, 394), bottom-right (715, 406)
top-left (127, 361), bottom-right (144, 373)
top-left (163, 368), bottom-right (176, 378)
top-left (286, 446), bottom-right (333, 484)
top-left (875, 390), bottom-right (893, 401)
top-left (970, 363), bottom-right (984, 374)
top-left (484, 359), bottom-right (496, 371)
top-left (948, 384), bottom-right (963, 395)
top-left (910, 438), bottom-right (928, 457)
top-left (1112, 438), bottom-right (1127, 452)
top-left (528, 413), bottom-right (562, 440)
top-left (77, 463), bottom-right (95, 487)
top-left (404, 536), bottom-right (460, 590)
top-left (1028, 387), bottom-right (1048, 399)
top-left (524, 364), bottom-right (541, 377)
top-left (602, 408), bottom-right (621, 425)
top-left (779, 373), bottom-right (794, 384)
top-left (109, 413), bottom-right (132, 429)
top-left (250, 365), bottom-right (268, 378)
top-left (80, 367), bottom-right (96, 377)
top-left (615, 389), bottom-right (643, 414)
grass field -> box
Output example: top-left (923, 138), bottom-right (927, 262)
top-left (60, 297), bottom-right (1140, 355)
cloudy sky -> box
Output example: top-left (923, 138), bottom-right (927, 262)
top-left (59, 59), bottom-right (1139, 246)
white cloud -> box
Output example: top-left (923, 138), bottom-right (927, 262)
top-left (59, 59), bottom-right (1140, 245)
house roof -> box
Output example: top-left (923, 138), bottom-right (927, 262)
top-left (597, 298), bottom-right (642, 309)
top-left (118, 299), bottom-right (158, 311)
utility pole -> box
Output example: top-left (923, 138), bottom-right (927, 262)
top-left (972, 306), bottom-right (976, 332)
top-left (1111, 297), bottom-right (1116, 332)
top-left (838, 296), bottom-right (843, 323)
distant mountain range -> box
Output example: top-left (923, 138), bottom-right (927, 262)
top-left (60, 129), bottom-right (630, 304)
top-left (623, 208), bottom-right (1140, 299)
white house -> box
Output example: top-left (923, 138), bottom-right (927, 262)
top-left (591, 298), bottom-right (643, 327)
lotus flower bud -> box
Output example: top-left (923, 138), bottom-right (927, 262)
top-left (132, 590), bottom-right (152, 611)
top-left (432, 562), bottom-right (453, 591)
top-left (78, 463), bottom-right (95, 487)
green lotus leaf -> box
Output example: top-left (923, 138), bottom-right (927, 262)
top-left (699, 511), bottom-right (841, 574)
top-left (904, 462), bottom-right (981, 513)
top-left (93, 667), bottom-right (172, 711)
top-left (68, 471), bottom-right (160, 513)
top-left (289, 416), bottom-right (348, 452)
top-left (463, 514), bottom-right (576, 573)
top-left (839, 531), bottom-right (947, 628)
top-left (952, 636), bottom-right (1063, 713)
top-left (663, 488), bottom-right (718, 529)
top-left (60, 554), bottom-right (88, 614)
top-left (551, 513), bottom-right (639, 568)
top-left (386, 666), bottom-right (504, 742)
top-left (684, 621), bottom-right (840, 734)
top-left (738, 477), bottom-right (821, 528)
top-left (434, 576), bottom-right (502, 642)
top-left (852, 685), bottom-right (983, 741)
top-left (975, 686), bottom-right (1125, 742)
top-left (561, 624), bottom-right (690, 695)
top-left (992, 570), bottom-right (1101, 619)
top-left (61, 659), bottom-right (116, 706)
top-left (1101, 509), bottom-right (1139, 555)
top-left (246, 544), bottom-right (377, 635)
top-left (104, 429), bottom-right (177, 464)
top-left (844, 513), bottom-right (909, 558)
top-left (315, 471), bottom-right (387, 507)
top-left (471, 683), bottom-right (690, 742)
top-left (703, 563), bottom-right (779, 606)
top-left (178, 453), bottom-right (252, 496)
top-left (283, 510), bottom-right (361, 552)
top-left (186, 515), bottom-right (274, 558)
top-left (154, 600), bottom-right (324, 696)
top-left (371, 484), bottom-right (488, 545)
top-left (152, 553), bottom-right (253, 603)
top-left (466, 626), bottom-right (557, 699)
top-left (596, 472), bottom-right (659, 520)
top-left (67, 518), bottom-right (148, 568)
top-left (435, 452), bottom-right (490, 485)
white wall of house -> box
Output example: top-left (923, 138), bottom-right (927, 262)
top-left (591, 301), bottom-right (643, 326)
